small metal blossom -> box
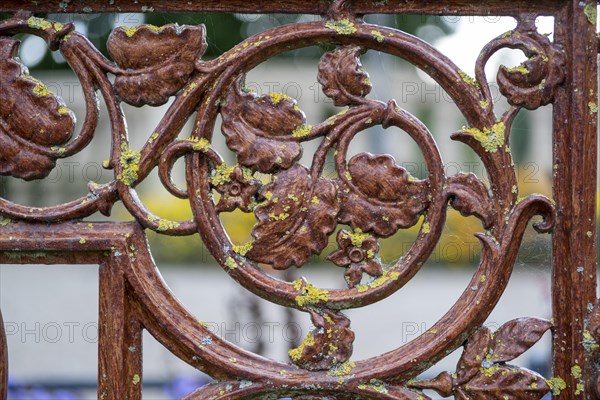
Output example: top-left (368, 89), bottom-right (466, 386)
top-left (213, 165), bottom-right (260, 213)
top-left (327, 228), bottom-right (382, 288)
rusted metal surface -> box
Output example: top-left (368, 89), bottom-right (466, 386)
top-left (0, 0), bottom-right (597, 399)
top-left (552, 2), bottom-right (600, 399)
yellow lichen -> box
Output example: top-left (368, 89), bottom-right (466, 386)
top-left (79, 238), bottom-right (86, 244)
top-left (288, 331), bottom-right (314, 361)
top-left (1, 216), bottom-right (14, 226)
top-left (211, 163), bottom-right (236, 186)
top-left (422, 222), bottom-right (431, 234)
top-left (192, 138), bottom-right (210, 152)
top-left (584, 3), bottom-right (597, 25)
top-left (233, 242), bottom-right (253, 256)
top-left (546, 377), bottom-right (566, 395)
top-left (588, 102), bottom-right (598, 114)
top-left (117, 144), bottom-right (141, 186)
top-left (156, 219), bottom-right (181, 232)
top-left (358, 380), bottom-right (388, 394)
top-left (51, 146), bottom-right (66, 156)
top-left (343, 228), bottom-right (370, 247)
top-left (327, 108), bottom-right (349, 124)
top-left (370, 29), bottom-right (385, 43)
top-left (241, 167), bottom-right (254, 181)
top-left (463, 121), bottom-right (506, 153)
top-left (269, 212), bottom-right (289, 221)
top-left (458, 70), bottom-right (480, 88)
top-left (328, 361), bottom-right (356, 377)
top-left (148, 132), bottom-right (159, 143)
top-left (33, 83), bottom-right (54, 96)
top-left (539, 78), bottom-right (546, 90)
top-left (479, 99), bottom-right (490, 109)
top-left (269, 92), bottom-right (292, 104)
top-left (292, 124), bottom-right (312, 138)
top-left (293, 279), bottom-right (329, 307)
top-left (479, 364), bottom-right (501, 378)
top-left (27, 16), bottom-right (53, 30)
top-left (225, 256), bottom-right (237, 270)
top-left (576, 383), bottom-right (585, 395)
top-left (121, 24), bottom-right (163, 37)
top-left (583, 330), bottom-right (599, 351)
top-left (132, 374), bottom-right (140, 385)
top-left (120, 26), bottom-right (139, 37)
top-left (57, 106), bottom-right (70, 114)
top-left (145, 24), bottom-right (163, 33)
top-left (325, 19), bottom-right (357, 35)
top-left (356, 270), bottom-right (400, 293)
top-left (507, 65), bottom-right (529, 74)
top-left (571, 365), bottom-right (582, 379)
top-left (182, 81), bottom-right (198, 97)
top-left (587, 231), bottom-right (593, 238)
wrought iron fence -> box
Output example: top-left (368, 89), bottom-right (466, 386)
top-left (0, 0), bottom-right (598, 399)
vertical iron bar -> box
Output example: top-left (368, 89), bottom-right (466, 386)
top-left (552, 1), bottom-right (598, 398)
top-left (98, 257), bottom-right (143, 400)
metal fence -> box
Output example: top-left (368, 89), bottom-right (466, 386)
top-left (0, 1), bottom-right (598, 399)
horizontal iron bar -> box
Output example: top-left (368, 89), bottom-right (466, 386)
top-left (0, 0), bottom-right (565, 15)
top-left (7, 379), bottom-right (198, 390)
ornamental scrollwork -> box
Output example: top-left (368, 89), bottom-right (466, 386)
top-left (0, 36), bottom-right (75, 180)
top-left (107, 23), bottom-right (208, 107)
top-left (409, 318), bottom-right (555, 399)
top-left (0, 9), bottom-right (564, 399)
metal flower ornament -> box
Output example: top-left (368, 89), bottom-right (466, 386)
top-left (327, 229), bottom-right (383, 288)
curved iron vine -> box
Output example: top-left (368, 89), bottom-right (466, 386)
top-left (0, 10), bottom-right (563, 399)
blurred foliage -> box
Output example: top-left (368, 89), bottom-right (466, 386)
top-left (510, 110), bottom-right (532, 164)
top-left (144, 13), bottom-right (245, 58)
top-left (5, 12), bottom-right (456, 70)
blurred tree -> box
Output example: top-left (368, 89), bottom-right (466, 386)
top-left (3, 12), bottom-right (455, 70)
